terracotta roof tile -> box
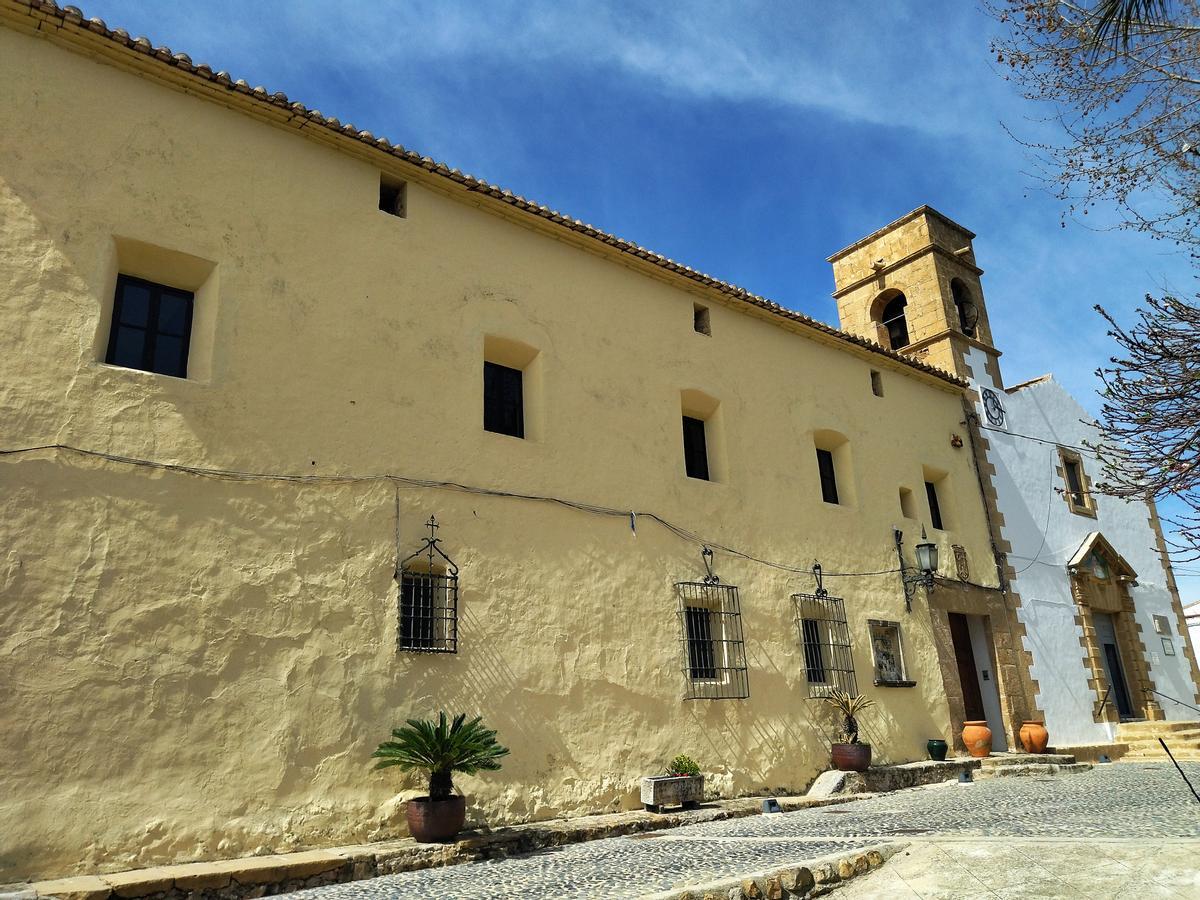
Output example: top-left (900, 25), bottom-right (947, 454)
top-left (8, 0), bottom-right (965, 387)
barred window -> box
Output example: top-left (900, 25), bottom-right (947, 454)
top-left (676, 578), bottom-right (749, 700)
top-left (794, 590), bottom-right (857, 697)
top-left (397, 516), bottom-right (458, 654)
top-left (398, 568), bottom-right (457, 653)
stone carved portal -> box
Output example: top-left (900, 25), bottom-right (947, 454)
top-left (1067, 532), bottom-right (1162, 723)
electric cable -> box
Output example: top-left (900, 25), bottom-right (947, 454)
top-left (1, 442), bottom-right (908, 583)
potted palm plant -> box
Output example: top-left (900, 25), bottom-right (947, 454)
top-left (371, 711), bottom-right (509, 843)
top-left (822, 688), bottom-right (875, 772)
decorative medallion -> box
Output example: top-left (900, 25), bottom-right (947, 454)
top-left (953, 544), bottom-right (970, 581)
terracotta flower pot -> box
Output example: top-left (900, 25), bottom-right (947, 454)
top-left (927, 738), bottom-right (948, 761)
top-left (1019, 720), bottom-right (1049, 754)
top-left (831, 742), bottom-right (872, 772)
top-left (406, 795), bottom-right (466, 843)
top-left (961, 720), bottom-right (993, 758)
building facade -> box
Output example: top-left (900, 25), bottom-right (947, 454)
top-left (2, 0), bottom-right (1196, 884)
top-left (0, 3), bottom-right (1019, 881)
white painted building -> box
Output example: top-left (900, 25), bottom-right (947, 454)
top-left (1186, 601), bottom-right (1200, 669)
top-left (964, 354), bottom-right (1200, 746)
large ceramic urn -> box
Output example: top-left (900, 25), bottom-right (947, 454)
top-left (1019, 720), bottom-right (1049, 754)
top-left (961, 720), bottom-right (993, 758)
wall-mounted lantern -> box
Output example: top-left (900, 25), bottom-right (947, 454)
top-left (895, 526), bottom-right (939, 611)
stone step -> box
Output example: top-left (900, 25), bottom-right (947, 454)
top-left (1121, 751), bottom-right (1200, 761)
top-left (1117, 720), bottom-right (1200, 736)
top-left (978, 753), bottom-right (1078, 768)
top-left (977, 762), bottom-right (1093, 779)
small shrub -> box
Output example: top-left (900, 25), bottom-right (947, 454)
top-left (666, 754), bottom-right (702, 777)
top-left (371, 711), bottom-right (509, 800)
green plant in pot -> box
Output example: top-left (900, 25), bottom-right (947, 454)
top-left (372, 711), bottom-right (509, 843)
top-left (822, 688), bottom-right (875, 772)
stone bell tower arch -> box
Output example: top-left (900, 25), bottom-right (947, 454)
top-left (827, 206), bottom-right (1002, 385)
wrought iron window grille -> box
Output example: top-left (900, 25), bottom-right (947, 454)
top-left (675, 548), bottom-right (749, 700)
top-left (793, 564), bottom-right (858, 698)
top-left (397, 515), bottom-right (459, 654)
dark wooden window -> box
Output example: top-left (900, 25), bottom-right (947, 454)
top-left (105, 274), bottom-right (194, 378)
top-left (925, 480), bottom-right (944, 530)
top-left (1064, 459), bottom-right (1086, 507)
top-left (684, 606), bottom-right (717, 679)
top-left (816, 448), bottom-right (839, 504)
top-left (484, 361), bottom-right (524, 438)
top-left (682, 415), bottom-right (710, 480)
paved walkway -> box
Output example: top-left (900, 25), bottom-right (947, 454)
top-left (835, 837), bottom-right (1200, 898)
top-left (284, 762), bottom-right (1200, 899)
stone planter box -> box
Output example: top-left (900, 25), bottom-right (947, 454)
top-left (641, 775), bottom-right (704, 812)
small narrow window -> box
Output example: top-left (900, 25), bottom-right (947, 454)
top-left (801, 618), bottom-right (826, 683)
top-left (794, 590), bottom-right (857, 698)
top-left (870, 370), bottom-right (883, 397)
top-left (925, 480), bottom-right (944, 530)
top-left (484, 361), bottom-right (524, 438)
top-left (869, 620), bottom-right (908, 685)
top-left (899, 487), bottom-right (916, 519)
top-left (693, 303), bottom-right (711, 336)
top-left (1064, 458), bottom-right (1085, 507)
top-left (685, 606), bottom-right (717, 679)
top-left (682, 415), bottom-right (710, 480)
top-left (817, 448), bottom-right (839, 505)
top-left (379, 174), bottom-right (407, 218)
top-left (106, 274), bottom-right (194, 378)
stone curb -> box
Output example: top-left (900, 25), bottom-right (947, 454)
top-left (638, 841), bottom-right (907, 900)
top-left (20, 794), bottom-right (878, 900)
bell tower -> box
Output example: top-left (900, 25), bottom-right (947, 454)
top-left (827, 206), bottom-right (1001, 385)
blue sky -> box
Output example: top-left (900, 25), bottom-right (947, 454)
top-left (80, 0), bottom-right (1200, 595)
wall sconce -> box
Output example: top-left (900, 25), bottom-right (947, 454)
top-left (895, 526), bottom-right (939, 611)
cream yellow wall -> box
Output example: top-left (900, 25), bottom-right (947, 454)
top-left (0, 22), bottom-right (997, 880)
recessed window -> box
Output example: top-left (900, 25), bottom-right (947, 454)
top-left (870, 370), bottom-right (883, 397)
top-left (682, 415), bottom-right (710, 480)
top-left (925, 480), bottom-right (944, 530)
top-left (105, 274), bottom-right (194, 378)
top-left (693, 303), bottom-right (711, 336)
top-left (484, 361), bottom-right (524, 438)
top-left (1153, 614), bottom-right (1171, 635)
top-left (794, 590), bottom-right (857, 698)
top-left (676, 579), bottom-right (749, 700)
top-left (869, 620), bottom-right (908, 685)
top-left (1059, 449), bottom-right (1095, 516)
top-left (379, 174), bottom-right (407, 218)
top-left (816, 448), bottom-right (839, 504)
top-left (899, 487), bottom-right (916, 519)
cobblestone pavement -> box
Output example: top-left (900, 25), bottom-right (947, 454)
top-left (285, 762), bottom-right (1200, 899)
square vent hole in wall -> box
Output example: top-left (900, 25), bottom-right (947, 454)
top-left (693, 303), bottom-right (711, 335)
top-left (380, 174), bottom-right (407, 218)
top-left (870, 370), bottom-right (883, 397)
